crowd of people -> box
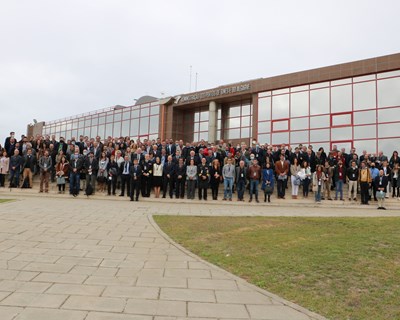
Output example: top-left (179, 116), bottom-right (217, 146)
top-left (1, 131), bottom-right (399, 209)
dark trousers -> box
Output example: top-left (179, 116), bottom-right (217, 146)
top-left (277, 178), bottom-right (286, 198)
top-left (120, 174), bottom-right (130, 196)
top-left (372, 181), bottom-right (378, 200)
top-left (198, 186), bottom-right (208, 200)
top-left (392, 178), bottom-right (399, 197)
top-left (175, 178), bottom-right (185, 198)
top-left (141, 176), bottom-right (151, 197)
top-left (58, 183), bottom-right (65, 191)
top-left (236, 179), bottom-right (246, 200)
top-left (187, 180), bottom-right (196, 199)
top-left (0, 174), bottom-right (5, 187)
top-left (107, 176), bottom-right (117, 195)
top-left (130, 178), bottom-right (141, 200)
top-left (302, 178), bottom-right (310, 197)
top-left (210, 181), bottom-right (219, 200)
top-left (163, 177), bottom-right (174, 198)
top-left (69, 172), bottom-right (80, 195)
top-left (9, 168), bottom-right (20, 187)
top-left (360, 181), bottom-right (370, 204)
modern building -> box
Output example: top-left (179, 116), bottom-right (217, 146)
top-left (29, 53), bottom-right (400, 155)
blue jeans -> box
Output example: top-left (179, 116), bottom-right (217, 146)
top-left (69, 172), bottom-right (80, 194)
top-left (315, 185), bottom-right (322, 202)
top-left (249, 180), bottom-right (259, 199)
top-left (335, 180), bottom-right (343, 199)
top-left (224, 177), bottom-right (233, 199)
top-left (236, 179), bottom-right (246, 200)
top-left (9, 168), bottom-right (20, 187)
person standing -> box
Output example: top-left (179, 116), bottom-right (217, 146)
top-left (9, 149), bottom-right (23, 187)
top-left (119, 155), bottom-right (131, 197)
top-left (275, 154), bottom-right (289, 199)
top-left (209, 159), bottom-right (222, 200)
top-left (235, 160), bottom-right (247, 201)
top-left (175, 158), bottom-right (186, 199)
top-left (38, 150), bottom-right (52, 193)
top-left (248, 159), bottom-right (261, 203)
top-left (222, 158), bottom-right (235, 201)
top-left (261, 162), bottom-right (274, 203)
top-left (186, 159), bottom-right (197, 199)
top-left (197, 157), bottom-right (209, 200)
top-left (290, 157), bottom-right (301, 199)
top-left (130, 158), bottom-right (142, 201)
top-left (84, 151), bottom-right (99, 194)
top-left (347, 160), bottom-right (359, 201)
top-left (69, 147), bottom-right (84, 196)
top-left (22, 148), bottom-right (36, 188)
top-left (97, 152), bottom-right (109, 193)
top-left (107, 155), bottom-right (119, 196)
top-left (141, 154), bottom-right (153, 197)
top-left (333, 160), bottom-right (346, 201)
top-left (56, 156), bottom-right (69, 194)
top-left (358, 161), bottom-right (372, 205)
top-left (0, 151), bottom-right (9, 187)
top-left (163, 155), bottom-right (176, 198)
top-left (312, 165), bottom-right (326, 203)
top-left (152, 157), bottom-right (163, 198)
top-left (375, 169), bottom-right (389, 210)
top-left (323, 161), bottom-right (333, 200)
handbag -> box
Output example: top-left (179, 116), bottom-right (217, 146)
top-left (57, 176), bottom-right (66, 185)
top-left (293, 177), bottom-right (301, 186)
top-left (264, 185), bottom-right (273, 194)
top-left (376, 190), bottom-right (386, 199)
top-left (278, 174), bottom-right (287, 181)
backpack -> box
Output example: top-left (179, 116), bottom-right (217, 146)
top-left (85, 183), bottom-right (93, 196)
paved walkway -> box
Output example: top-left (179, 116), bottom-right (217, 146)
top-left (0, 194), bottom-right (398, 320)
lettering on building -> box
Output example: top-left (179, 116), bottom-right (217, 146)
top-left (179, 83), bottom-right (251, 103)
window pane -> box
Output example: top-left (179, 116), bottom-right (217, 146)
top-left (354, 125), bottom-right (376, 139)
top-left (332, 113), bottom-right (352, 127)
top-left (98, 116), bottom-right (105, 125)
top-left (113, 122), bottom-right (121, 137)
top-left (114, 112), bottom-right (122, 122)
top-left (291, 91), bottom-right (309, 117)
top-left (378, 107), bottom-right (400, 123)
top-left (242, 104), bottom-right (251, 116)
top-left (149, 116), bottom-right (159, 134)
top-left (139, 117), bottom-right (149, 135)
top-left (272, 132), bottom-right (289, 145)
top-left (241, 116), bottom-right (250, 127)
top-left (378, 77), bottom-right (400, 108)
top-left (199, 121), bottom-right (208, 132)
top-left (123, 110), bottom-right (131, 120)
top-left (228, 118), bottom-right (241, 128)
top-left (258, 97), bottom-right (271, 121)
top-left (354, 139), bottom-right (376, 155)
top-left (354, 81), bottom-right (376, 110)
top-left (310, 82), bottom-right (329, 89)
top-left (97, 125), bottom-right (104, 139)
top-left (106, 113), bottom-right (113, 123)
top-left (150, 105), bottom-right (160, 115)
top-left (331, 127), bottom-right (352, 141)
top-left (291, 117), bottom-right (308, 130)
top-left (354, 110), bottom-right (376, 125)
top-left (84, 118), bottom-right (91, 128)
top-left (258, 134), bottom-right (270, 144)
top-left (258, 121), bottom-right (270, 134)
top-left (194, 112), bottom-right (200, 122)
top-left (226, 128), bottom-right (240, 139)
top-left (331, 78), bottom-right (351, 86)
top-left (273, 88), bottom-right (289, 95)
top-left (291, 85), bottom-right (309, 92)
top-left (105, 123), bottom-right (113, 137)
top-left (310, 115), bottom-right (330, 129)
top-left (229, 106), bottom-right (241, 117)
top-left (310, 129), bottom-right (329, 142)
top-left (310, 88), bottom-right (329, 115)
top-left (121, 120), bottom-right (130, 137)
top-left (331, 85), bottom-right (352, 113)
top-left (377, 70), bottom-right (400, 79)
top-left (273, 120), bottom-right (289, 131)
top-left (378, 138), bottom-right (400, 156)
top-left (379, 123), bottom-right (399, 138)
top-left (200, 111), bottom-right (209, 121)
top-left (72, 121), bottom-right (78, 129)
top-left (353, 74), bottom-right (376, 82)
top-left (272, 94), bottom-right (289, 119)
top-left (130, 119), bottom-right (139, 136)
top-left (241, 127), bottom-right (250, 138)
top-left (132, 109), bottom-right (140, 118)
top-left (290, 130), bottom-right (308, 144)
top-left (199, 131), bottom-right (209, 141)
top-left (141, 108), bottom-right (150, 117)
top-left (258, 91), bottom-right (271, 98)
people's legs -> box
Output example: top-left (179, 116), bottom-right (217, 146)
top-left (44, 172), bottom-right (49, 192)
top-left (227, 178), bottom-right (233, 199)
top-left (392, 178), bottom-right (398, 197)
top-left (249, 180), bottom-right (254, 200)
top-left (39, 172), bottom-right (44, 192)
top-left (338, 180), bottom-right (343, 199)
top-left (254, 180), bottom-right (259, 201)
top-left (223, 179), bottom-right (228, 199)
top-left (28, 169), bottom-right (33, 187)
top-left (237, 180), bottom-right (244, 200)
top-left (0, 174), bottom-right (4, 187)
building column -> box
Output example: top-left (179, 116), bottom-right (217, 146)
top-left (208, 101), bottom-right (217, 143)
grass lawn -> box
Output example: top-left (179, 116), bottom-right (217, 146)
top-left (154, 216), bottom-right (400, 320)
top-left (0, 199), bottom-right (12, 203)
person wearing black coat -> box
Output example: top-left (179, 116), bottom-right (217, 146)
top-left (163, 155), bottom-right (176, 198)
top-left (174, 158), bottom-right (186, 199)
top-left (374, 170), bottom-right (389, 210)
top-left (129, 158), bottom-right (142, 201)
top-left (107, 155), bottom-right (119, 195)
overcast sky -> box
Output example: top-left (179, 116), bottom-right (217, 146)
top-left (1, 0), bottom-right (399, 144)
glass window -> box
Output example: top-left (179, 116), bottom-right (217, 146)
top-left (98, 116), bottom-right (106, 125)
top-left (91, 117), bottom-right (98, 126)
top-left (199, 131), bottom-right (209, 141)
top-left (258, 121), bottom-right (270, 133)
top-left (140, 117), bottom-right (149, 135)
top-left (272, 132), bottom-right (289, 145)
top-left (291, 117), bottom-right (308, 130)
top-left (218, 108), bottom-right (222, 119)
top-left (331, 113), bottom-right (352, 127)
top-left (72, 120), bottom-right (78, 129)
top-left (229, 105), bottom-right (241, 117)
top-left (310, 88), bottom-right (329, 115)
top-left (130, 118), bottom-right (139, 136)
top-left (272, 94), bottom-right (289, 119)
top-left (258, 91), bottom-right (271, 98)
top-left (122, 110), bottom-right (131, 120)
top-left (379, 123), bottom-right (399, 138)
top-left (132, 109), bottom-right (140, 118)
top-left (226, 128), bottom-right (240, 139)
top-left (106, 112), bottom-right (113, 123)
top-left (310, 82), bottom-right (329, 89)
top-left (97, 126), bottom-right (104, 139)
top-left (378, 77), bottom-right (400, 108)
top-left (272, 119), bottom-right (289, 132)
top-left (378, 107), bottom-right (400, 123)
top-left (354, 110), bottom-right (376, 125)
top-left (272, 88), bottom-right (289, 95)
top-left (242, 104), bottom-right (251, 116)
top-left (114, 112), bottom-right (122, 122)
top-left (378, 138), bottom-right (400, 156)
top-left (241, 127), bottom-right (250, 138)
top-left (354, 139), bottom-right (377, 155)
top-left (149, 116), bottom-right (159, 134)
top-left (310, 115), bottom-right (330, 129)
top-left (84, 118), bottom-right (91, 128)
top-left (78, 120), bottom-right (84, 128)
top-left (291, 91), bottom-right (309, 117)
top-left (141, 107), bottom-right (150, 117)
top-left (354, 125), bottom-right (376, 139)
top-left (121, 120), bottom-right (130, 137)
top-left (105, 123), bottom-right (113, 137)
top-left (354, 81), bottom-right (376, 110)
top-left (194, 112), bottom-right (200, 122)
top-left (377, 70), bottom-right (400, 79)
top-left (199, 121), bottom-right (208, 132)
top-left (331, 85), bottom-right (352, 113)
top-left (242, 116), bottom-right (250, 127)
top-left (331, 78), bottom-right (351, 86)
top-left (331, 127), bottom-right (352, 141)
top-left (228, 118), bottom-right (241, 128)
top-left (258, 134), bottom-right (270, 144)
top-left (258, 97), bottom-right (271, 121)
top-left (353, 74), bottom-right (376, 82)
top-left (217, 119), bottom-right (221, 130)
top-left (310, 129), bottom-right (329, 142)
top-left (200, 111), bottom-right (209, 121)
top-left (193, 122), bottom-right (199, 133)
top-left (150, 105), bottom-right (160, 115)
top-left (113, 122), bottom-right (121, 137)
top-left (290, 130), bottom-right (308, 144)
top-left (291, 85), bottom-right (309, 92)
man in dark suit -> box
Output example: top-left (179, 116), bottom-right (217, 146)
top-left (186, 150), bottom-right (200, 166)
top-left (119, 155), bottom-right (131, 197)
top-left (275, 154), bottom-right (289, 199)
top-left (375, 169), bottom-right (389, 210)
top-left (130, 158), bottom-right (142, 201)
top-left (166, 140), bottom-right (176, 156)
top-left (163, 155), bottom-right (176, 198)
